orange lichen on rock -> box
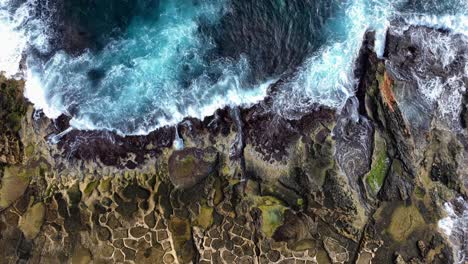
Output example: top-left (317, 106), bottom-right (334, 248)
top-left (380, 71), bottom-right (397, 112)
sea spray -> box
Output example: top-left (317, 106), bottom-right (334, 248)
top-left (438, 197), bottom-right (468, 264)
top-left (0, 0), bottom-right (28, 77)
top-left (173, 126), bottom-right (184, 150)
top-left (48, 127), bottom-right (73, 144)
top-left (0, 0), bottom-right (467, 136)
top-left (271, 0), bottom-right (404, 119)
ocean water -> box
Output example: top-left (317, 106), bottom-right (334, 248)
top-left (439, 197), bottom-right (468, 264)
top-left (0, 0), bottom-right (467, 135)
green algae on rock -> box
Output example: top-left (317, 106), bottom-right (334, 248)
top-left (257, 196), bottom-right (287, 238)
top-left (366, 135), bottom-right (389, 194)
top-left (18, 202), bottom-right (45, 240)
top-left (168, 147), bottom-right (219, 189)
top-left (0, 76), bottom-right (28, 165)
top-left (387, 205), bottom-right (425, 242)
top-left (0, 24), bottom-right (466, 264)
top-left (0, 76), bottom-right (27, 134)
top-left (0, 165), bottom-right (35, 210)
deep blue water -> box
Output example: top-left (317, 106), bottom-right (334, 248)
top-left (0, 0), bottom-right (467, 134)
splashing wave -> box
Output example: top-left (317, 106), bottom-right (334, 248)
top-left (0, 0), bottom-right (467, 135)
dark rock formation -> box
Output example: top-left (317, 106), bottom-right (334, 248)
top-left (0, 76), bottom-right (27, 165)
top-left (334, 97), bottom-right (374, 204)
top-left (168, 147), bottom-right (219, 189)
top-left (0, 22), bottom-right (466, 264)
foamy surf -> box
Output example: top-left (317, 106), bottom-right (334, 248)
top-left (438, 197), bottom-right (468, 264)
top-left (272, 0), bottom-right (396, 119)
top-left (405, 14), bottom-right (468, 36)
top-left (0, 0), bottom-right (467, 136)
top-left (0, 0), bottom-right (27, 77)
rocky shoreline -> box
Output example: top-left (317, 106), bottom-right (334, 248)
top-left (0, 23), bottom-right (467, 263)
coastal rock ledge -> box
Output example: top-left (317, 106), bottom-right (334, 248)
top-left (0, 24), bottom-right (467, 264)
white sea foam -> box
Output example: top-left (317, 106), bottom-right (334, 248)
top-left (400, 23), bottom-right (468, 130)
top-left (24, 68), bottom-right (64, 118)
top-left (1, 0), bottom-right (467, 135)
top-left (68, 76), bottom-right (274, 136)
top-left (405, 14), bottom-right (468, 36)
top-left (0, 0), bottom-right (57, 118)
top-left (438, 197), bottom-right (468, 264)
top-left (0, 0), bottom-right (53, 77)
top-left (273, 0), bottom-right (403, 119)
top-left (0, 0), bottom-right (27, 77)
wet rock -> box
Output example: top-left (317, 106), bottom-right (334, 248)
top-left (0, 135), bottom-right (22, 165)
top-left (58, 125), bottom-right (174, 167)
top-left (101, 244), bottom-right (114, 258)
top-left (323, 170), bottom-right (356, 214)
top-left (135, 245), bottom-right (165, 263)
top-left (431, 154), bottom-right (458, 187)
top-left (16, 236), bottom-right (33, 262)
top-left (71, 246), bottom-right (92, 264)
top-left (67, 183), bottom-right (82, 206)
top-left (114, 193), bottom-right (138, 219)
top-left (243, 101), bottom-right (335, 165)
top-left (130, 226), bottom-right (149, 238)
top-left (96, 226), bottom-right (111, 241)
top-left (0, 76), bottom-right (27, 165)
top-left (122, 247), bottom-right (136, 261)
top-left (0, 21), bottom-right (465, 264)
top-left (334, 97), bottom-right (374, 197)
top-left (144, 213), bottom-right (156, 228)
top-left (168, 147), bottom-right (219, 189)
top-left (18, 202), bottom-right (45, 240)
top-left (0, 166), bottom-right (34, 210)
top-left (417, 240), bottom-right (426, 257)
top-left (378, 159), bottom-right (414, 201)
top-left (323, 237), bottom-right (349, 264)
top-left (273, 210), bottom-right (315, 243)
top-left (461, 93), bottom-right (468, 129)
top-left (168, 216), bottom-right (194, 262)
top-left (123, 182), bottom-right (151, 200)
top-left (387, 205), bottom-right (425, 242)
top-left (428, 131), bottom-right (464, 192)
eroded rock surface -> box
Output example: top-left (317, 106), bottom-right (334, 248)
top-left (0, 22), bottom-right (466, 264)
top-left (168, 147), bottom-right (219, 189)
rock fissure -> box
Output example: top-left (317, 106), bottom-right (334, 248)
top-left (0, 22), bottom-right (466, 264)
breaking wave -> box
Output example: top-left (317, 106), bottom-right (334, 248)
top-left (438, 197), bottom-right (468, 264)
top-left (0, 0), bottom-right (467, 135)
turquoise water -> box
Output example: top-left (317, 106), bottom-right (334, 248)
top-left (0, 0), bottom-right (467, 135)
top-left (28, 0), bottom-right (242, 134)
